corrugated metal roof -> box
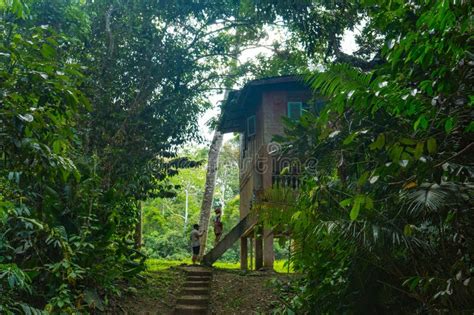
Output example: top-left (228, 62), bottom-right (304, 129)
top-left (218, 75), bottom-right (308, 133)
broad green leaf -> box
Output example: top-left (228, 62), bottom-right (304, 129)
top-left (339, 198), bottom-right (352, 207)
top-left (445, 117), bottom-right (454, 133)
top-left (350, 195), bottom-right (364, 221)
top-left (427, 138), bottom-right (437, 154)
top-left (390, 144), bottom-right (404, 163)
top-left (414, 141), bottom-right (424, 160)
top-left (350, 201), bottom-right (360, 221)
top-left (41, 44), bottom-right (56, 58)
top-left (369, 133), bottom-right (385, 150)
top-left (400, 138), bottom-right (416, 146)
top-left (414, 115), bottom-right (428, 130)
top-left (343, 132), bottom-right (358, 145)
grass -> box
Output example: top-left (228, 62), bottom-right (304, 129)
top-left (146, 258), bottom-right (191, 271)
top-left (146, 258), bottom-right (294, 273)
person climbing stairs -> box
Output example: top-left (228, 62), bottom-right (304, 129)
top-left (202, 214), bottom-right (257, 266)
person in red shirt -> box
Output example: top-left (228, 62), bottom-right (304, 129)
top-left (213, 207), bottom-right (223, 244)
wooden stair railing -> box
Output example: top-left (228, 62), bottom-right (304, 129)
top-left (201, 214), bottom-right (257, 266)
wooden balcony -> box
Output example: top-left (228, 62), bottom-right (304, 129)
top-left (271, 174), bottom-right (301, 189)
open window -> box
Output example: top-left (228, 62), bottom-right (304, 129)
top-left (287, 101), bottom-right (303, 120)
top-left (247, 115), bottom-right (256, 137)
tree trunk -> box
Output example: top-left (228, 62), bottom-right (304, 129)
top-left (134, 201), bottom-right (142, 249)
top-left (198, 129), bottom-right (223, 257)
top-left (184, 188), bottom-right (189, 233)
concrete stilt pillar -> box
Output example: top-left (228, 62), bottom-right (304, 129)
top-left (263, 228), bottom-right (274, 269)
top-left (255, 234), bottom-right (263, 270)
top-left (240, 237), bottom-right (248, 270)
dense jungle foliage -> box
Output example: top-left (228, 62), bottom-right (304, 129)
top-left (0, 0), bottom-right (260, 313)
top-left (258, 0), bottom-right (474, 313)
top-left (1, 0), bottom-right (472, 314)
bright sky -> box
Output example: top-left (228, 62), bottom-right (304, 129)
top-left (197, 27), bottom-right (359, 143)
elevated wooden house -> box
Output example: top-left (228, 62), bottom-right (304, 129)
top-left (203, 75), bottom-right (322, 269)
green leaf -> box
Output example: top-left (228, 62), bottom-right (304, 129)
top-left (350, 203), bottom-right (360, 221)
top-left (339, 198), bottom-right (352, 207)
top-left (400, 138), bottom-right (416, 146)
top-left (414, 141), bottom-right (424, 160)
top-left (350, 196), bottom-right (364, 221)
top-left (369, 133), bottom-right (385, 150)
top-left (77, 92), bottom-right (92, 111)
top-left (445, 117), bottom-right (454, 133)
top-left (403, 276), bottom-right (420, 291)
top-left (52, 140), bottom-right (62, 154)
top-left (414, 115), bottom-right (428, 130)
top-left (41, 44), bottom-right (56, 59)
top-left (390, 144), bottom-right (404, 163)
top-left (427, 138), bottom-right (437, 154)
top-left (343, 132), bottom-right (358, 145)
top-left (291, 211), bottom-right (301, 222)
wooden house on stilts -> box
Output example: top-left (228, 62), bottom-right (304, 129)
top-left (203, 75), bottom-right (324, 270)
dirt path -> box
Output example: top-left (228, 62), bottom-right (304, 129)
top-left (209, 269), bottom-right (291, 314)
top-left (109, 266), bottom-right (292, 314)
top-left (107, 267), bottom-right (185, 314)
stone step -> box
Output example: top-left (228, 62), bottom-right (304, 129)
top-left (182, 287), bottom-right (209, 295)
top-left (187, 276), bottom-right (211, 281)
top-left (177, 295), bottom-right (209, 306)
top-left (186, 270), bottom-right (212, 277)
top-left (184, 281), bottom-right (210, 287)
top-left (174, 304), bottom-right (208, 315)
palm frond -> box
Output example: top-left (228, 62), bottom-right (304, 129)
top-left (403, 182), bottom-right (474, 216)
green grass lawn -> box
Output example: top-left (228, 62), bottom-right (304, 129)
top-left (146, 258), bottom-right (293, 273)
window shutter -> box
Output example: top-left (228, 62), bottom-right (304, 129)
top-left (287, 102), bottom-right (303, 120)
top-left (247, 115), bottom-right (256, 136)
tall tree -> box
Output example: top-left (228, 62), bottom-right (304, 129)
top-left (0, 0), bottom-right (265, 312)
top-left (198, 130), bottom-right (224, 256)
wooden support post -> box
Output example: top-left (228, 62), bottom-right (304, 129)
top-left (255, 233), bottom-right (263, 270)
top-left (240, 237), bottom-right (248, 270)
top-left (263, 228), bottom-right (274, 269)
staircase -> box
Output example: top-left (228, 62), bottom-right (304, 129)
top-left (202, 214), bottom-right (257, 266)
top-left (174, 267), bottom-right (212, 314)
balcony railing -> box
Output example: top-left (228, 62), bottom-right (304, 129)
top-left (271, 174), bottom-right (301, 189)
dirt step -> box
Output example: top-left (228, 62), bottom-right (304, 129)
top-left (177, 295), bottom-right (209, 306)
top-left (184, 281), bottom-right (210, 287)
top-left (182, 287), bottom-right (209, 295)
top-left (174, 304), bottom-right (208, 315)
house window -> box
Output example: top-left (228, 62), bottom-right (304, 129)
top-left (247, 115), bottom-right (256, 137)
top-left (287, 102), bottom-right (303, 120)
